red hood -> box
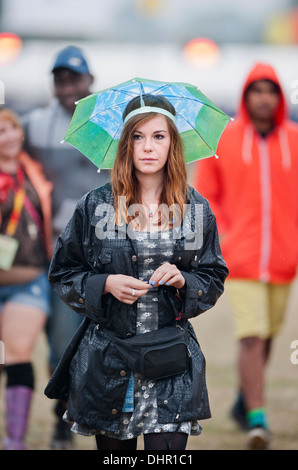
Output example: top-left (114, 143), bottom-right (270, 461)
top-left (238, 62), bottom-right (287, 125)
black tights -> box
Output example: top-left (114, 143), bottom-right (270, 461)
top-left (95, 432), bottom-right (188, 451)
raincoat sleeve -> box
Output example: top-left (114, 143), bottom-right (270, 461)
top-left (179, 196), bottom-right (229, 319)
top-left (48, 198), bottom-right (109, 322)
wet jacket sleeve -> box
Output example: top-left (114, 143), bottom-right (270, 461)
top-left (48, 200), bottom-right (108, 322)
top-left (180, 202), bottom-right (229, 319)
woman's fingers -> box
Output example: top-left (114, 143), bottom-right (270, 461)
top-left (104, 268), bottom-right (185, 306)
top-left (121, 287), bottom-right (150, 304)
top-left (149, 263), bottom-right (185, 289)
top-left (126, 279), bottom-right (150, 300)
top-left (104, 274), bottom-right (150, 304)
top-left (131, 278), bottom-right (151, 290)
top-left (122, 286), bottom-right (151, 304)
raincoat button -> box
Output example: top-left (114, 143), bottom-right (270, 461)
top-left (79, 297), bottom-right (84, 304)
top-left (111, 409), bottom-right (118, 415)
top-left (120, 370), bottom-right (126, 377)
top-left (164, 400), bottom-right (168, 404)
top-left (198, 290), bottom-right (203, 297)
top-left (132, 255), bottom-right (137, 262)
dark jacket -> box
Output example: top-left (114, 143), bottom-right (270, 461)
top-left (45, 183), bottom-right (228, 432)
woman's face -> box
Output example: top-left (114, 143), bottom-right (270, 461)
top-left (132, 115), bottom-right (171, 176)
top-left (0, 119), bottom-right (23, 161)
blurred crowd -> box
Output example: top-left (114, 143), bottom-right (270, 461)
top-left (1, 44), bottom-right (298, 451)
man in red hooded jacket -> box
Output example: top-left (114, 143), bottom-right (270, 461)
top-left (194, 63), bottom-right (298, 449)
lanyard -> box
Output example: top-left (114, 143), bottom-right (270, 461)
top-left (1, 165), bottom-right (43, 239)
top-left (5, 186), bottom-right (26, 236)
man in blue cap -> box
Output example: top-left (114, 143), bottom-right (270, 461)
top-left (22, 46), bottom-right (110, 449)
top-left (51, 45), bottom-right (94, 115)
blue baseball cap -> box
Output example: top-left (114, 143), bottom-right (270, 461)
top-left (51, 46), bottom-right (90, 75)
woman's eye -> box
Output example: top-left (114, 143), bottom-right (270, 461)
top-left (133, 134), bottom-right (142, 140)
top-left (155, 134), bottom-right (164, 140)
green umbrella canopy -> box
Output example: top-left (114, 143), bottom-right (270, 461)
top-left (63, 77), bottom-right (231, 169)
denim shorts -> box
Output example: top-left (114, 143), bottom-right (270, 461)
top-left (0, 272), bottom-right (51, 315)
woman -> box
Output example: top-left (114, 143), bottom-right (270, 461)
top-left (45, 94), bottom-right (228, 450)
top-left (0, 108), bottom-right (53, 450)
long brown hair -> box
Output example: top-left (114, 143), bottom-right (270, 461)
top-left (111, 95), bottom-right (188, 226)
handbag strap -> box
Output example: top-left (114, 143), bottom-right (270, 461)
top-left (5, 165), bottom-right (44, 237)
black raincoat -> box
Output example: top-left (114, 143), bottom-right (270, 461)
top-left (45, 183), bottom-right (228, 433)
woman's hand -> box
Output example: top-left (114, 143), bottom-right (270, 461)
top-left (149, 262), bottom-right (185, 290)
top-left (104, 274), bottom-right (150, 304)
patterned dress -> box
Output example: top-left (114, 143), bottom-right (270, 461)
top-left (68, 229), bottom-right (201, 439)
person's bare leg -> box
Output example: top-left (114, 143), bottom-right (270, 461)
top-left (2, 302), bottom-right (46, 364)
top-left (238, 336), bottom-right (270, 449)
top-left (238, 336), bottom-right (265, 411)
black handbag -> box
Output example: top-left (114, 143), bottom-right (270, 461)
top-left (105, 324), bottom-right (190, 380)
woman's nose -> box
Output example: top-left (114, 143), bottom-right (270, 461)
top-left (144, 138), bottom-right (152, 152)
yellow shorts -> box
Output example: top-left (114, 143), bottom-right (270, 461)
top-left (226, 280), bottom-right (291, 339)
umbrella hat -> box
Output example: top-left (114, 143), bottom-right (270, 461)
top-left (63, 77), bottom-right (232, 169)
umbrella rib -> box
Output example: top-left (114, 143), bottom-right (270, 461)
top-left (65, 101), bottom-right (130, 139)
top-left (99, 121), bottom-right (123, 168)
top-left (67, 89), bottom-right (146, 135)
top-left (177, 113), bottom-right (218, 155)
top-left (143, 82), bottom-right (227, 116)
top-left (65, 120), bottom-right (90, 139)
top-left (163, 95), bottom-right (227, 116)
